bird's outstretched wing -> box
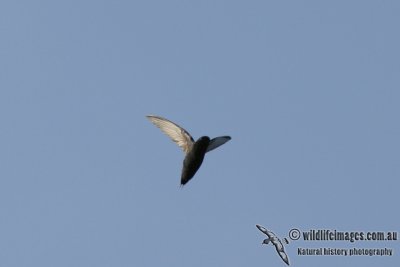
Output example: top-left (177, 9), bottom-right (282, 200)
top-left (277, 250), bottom-right (290, 266)
top-left (256, 224), bottom-right (274, 239)
top-left (146, 115), bottom-right (194, 153)
top-left (256, 224), bottom-right (290, 266)
top-left (206, 136), bottom-right (231, 153)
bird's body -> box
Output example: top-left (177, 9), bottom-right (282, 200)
top-left (146, 115), bottom-right (231, 186)
top-left (181, 136), bottom-right (210, 185)
top-left (256, 224), bottom-right (290, 266)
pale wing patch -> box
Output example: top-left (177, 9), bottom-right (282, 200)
top-left (146, 115), bottom-right (194, 153)
top-left (278, 251), bottom-right (290, 266)
top-left (206, 136), bottom-right (231, 153)
top-left (256, 224), bottom-right (270, 237)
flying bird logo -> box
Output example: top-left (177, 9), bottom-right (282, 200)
top-left (256, 224), bottom-right (290, 266)
top-left (146, 115), bottom-right (231, 186)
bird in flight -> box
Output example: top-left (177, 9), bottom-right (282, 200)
top-left (146, 115), bottom-right (231, 186)
top-left (256, 224), bottom-right (290, 266)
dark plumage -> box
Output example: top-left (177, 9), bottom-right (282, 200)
top-left (146, 115), bottom-right (231, 186)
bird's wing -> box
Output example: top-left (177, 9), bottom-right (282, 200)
top-left (273, 238), bottom-right (289, 265)
top-left (277, 250), bottom-right (290, 266)
top-left (256, 224), bottom-right (274, 239)
top-left (273, 239), bottom-right (285, 252)
top-left (206, 136), bottom-right (231, 153)
top-left (146, 115), bottom-right (194, 153)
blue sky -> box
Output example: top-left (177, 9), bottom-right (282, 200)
top-left (1, 1), bottom-right (399, 266)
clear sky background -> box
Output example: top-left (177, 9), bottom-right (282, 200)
top-left (1, 1), bottom-right (399, 266)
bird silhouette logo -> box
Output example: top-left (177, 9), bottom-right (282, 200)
top-left (256, 224), bottom-right (290, 265)
top-left (146, 115), bottom-right (231, 186)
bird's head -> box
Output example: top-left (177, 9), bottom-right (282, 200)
top-left (198, 136), bottom-right (210, 142)
top-left (196, 136), bottom-right (211, 147)
top-left (262, 238), bottom-right (270, 245)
